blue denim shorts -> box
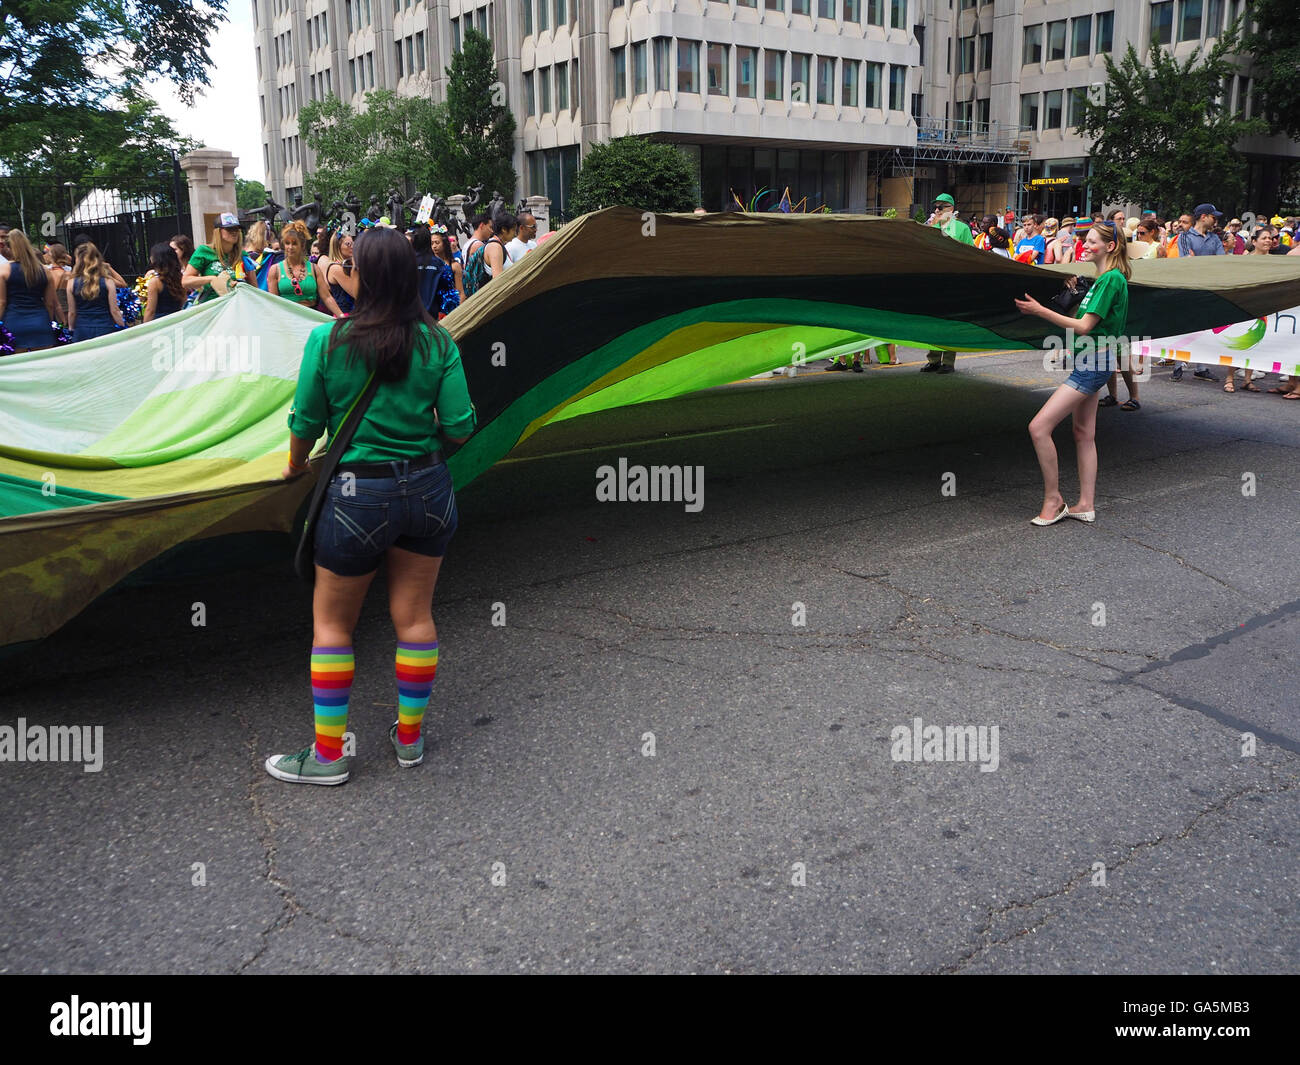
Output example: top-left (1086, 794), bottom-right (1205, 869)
top-left (314, 458), bottom-right (458, 577)
top-left (1065, 366), bottom-right (1114, 395)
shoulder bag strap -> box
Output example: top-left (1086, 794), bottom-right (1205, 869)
top-left (294, 369), bottom-right (380, 581)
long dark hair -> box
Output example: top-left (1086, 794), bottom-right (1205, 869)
top-left (326, 227), bottom-right (450, 381)
top-left (410, 223), bottom-right (434, 264)
top-left (149, 242), bottom-right (185, 301)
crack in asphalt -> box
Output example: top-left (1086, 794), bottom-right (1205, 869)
top-left (937, 773), bottom-right (1300, 974)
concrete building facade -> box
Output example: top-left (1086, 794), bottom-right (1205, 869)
top-left (252, 0), bottom-right (1299, 219)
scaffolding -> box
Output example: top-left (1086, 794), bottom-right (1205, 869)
top-left (869, 118), bottom-right (1032, 218)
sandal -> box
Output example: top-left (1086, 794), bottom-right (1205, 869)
top-left (1242, 382), bottom-right (1261, 392)
top-left (1284, 392), bottom-right (1300, 400)
top-left (1267, 386), bottom-right (1288, 393)
top-left (1120, 399), bottom-right (1141, 411)
top-left (1098, 395), bottom-right (1118, 407)
top-left (1223, 382), bottom-right (1235, 392)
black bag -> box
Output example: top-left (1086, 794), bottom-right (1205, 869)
top-left (1049, 276), bottom-right (1092, 313)
top-left (293, 371), bottom-right (380, 583)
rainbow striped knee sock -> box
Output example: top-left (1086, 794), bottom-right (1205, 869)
top-left (311, 645), bottom-right (354, 762)
top-left (395, 641), bottom-right (438, 745)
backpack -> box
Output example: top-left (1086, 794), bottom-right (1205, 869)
top-left (463, 238), bottom-right (503, 297)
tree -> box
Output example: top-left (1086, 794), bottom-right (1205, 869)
top-left (570, 137), bottom-right (697, 216)
top-left (1, 89), bottom-right (197, 179)
top-left (441, 28), bottom-right (517, 198)
top-left (236, 177), bottom-right (267, 211)
top-left (1075, 27), bottom-right (1268, 216)
top-left (300, 90), bottom-right (451, 202)
top-left (1245, 1), bottom-right (1300, 138)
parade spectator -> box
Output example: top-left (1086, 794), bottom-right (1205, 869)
top-left (142, 242), bottom-right (187, 322)
top-left (1046, 217), bottom-right (1077, 264)
top-left (243, 221), bottom-right (282, 290)
top-left (0, 224), bottom-right (11, 262)
top-left (268, 220), bottom-right (343, 316)
top-left (1164, 213), bottom-right (1193, 257)
top-left (1171, 204), bottom-right (1225, 382)
top-left (1133, 218), bottom-right (1163, 259)
top-left (506, 211), bottom-right (538, 264)
top-left (1225, 218), bottom-right (1246, 253)
top-left (460, 213), bottom-right (493, 267)
top-left (974, 215), bottom-right (997, 251)
top-left (44, 242), bottom-right (72, 324)
top-left (481, 212), bottom-right (517, 280)
top-left (412, 224), bottom-right (458, 319)
top-left (325, 232), bottom-right (359, 314)
top-left (922, 194), bottom-right (973, 374)
top-left (184, 214), bottom-right (248, 303)
top-left (0, 229), bottom-right (58, 350)
top-left (1014, 215), bottom-right (1047, 264)
top-left (988, 227), bottom-right (1012, 257)
top-left (67, 241), bottom-right (125, 342)
top-left (170, 234), bottom-right (194, 270)
top-left (1014, 219), bottom-right (1131, 526)
top-left (431, 227), bottom-right (465, 305)
top-left (1108, 208), bottom-right (1127, 230)
top-left (266, 227), bottom-right (476, 785)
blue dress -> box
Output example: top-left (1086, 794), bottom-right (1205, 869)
top-left (4, 262), bottom-right (53, 349)
top-left (152, 283), bottom-right (184, 319)
top-left (71, 278), bottom-right (116, 343)
top-left (328, 262), bottom-right (355, 314)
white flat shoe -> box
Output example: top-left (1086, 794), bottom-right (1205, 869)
top-left (1030, 503), bottom-right (1069, 526)
top-left (1066, 508), bottom-right (1096, 523)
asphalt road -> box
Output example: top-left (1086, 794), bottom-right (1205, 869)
top-left (2, 350), bottom-right (1297, 974)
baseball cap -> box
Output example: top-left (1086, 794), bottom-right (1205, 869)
top-left (217, 211), bottom-right (241, 229)
top-left (934, 193), bottom-right (955, 206)
top-left (1229, 218), bottom-right (1242, 226)
top-left (1192, 203), bottom-right (1223, 219)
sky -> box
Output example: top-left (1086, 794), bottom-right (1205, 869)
top-left (147, 4), bottom-right (265, 183)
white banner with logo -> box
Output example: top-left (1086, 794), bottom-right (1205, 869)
top-left (1136, 309), bottom-right (1300, 375)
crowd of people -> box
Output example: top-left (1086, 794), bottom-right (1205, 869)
top-left (0, 206), bottom-right (545, 354)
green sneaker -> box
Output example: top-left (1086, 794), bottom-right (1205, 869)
top-left (389, 724), bottom-right (424, 768)
top-left (264, 744), bottom-right (350, 785)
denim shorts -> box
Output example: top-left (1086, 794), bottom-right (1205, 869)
top-left (1065, 366), bottom-right (1114, 395)
top-left (314, 458), bottom-right (458, 577)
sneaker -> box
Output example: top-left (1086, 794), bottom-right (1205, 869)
top-left (389, 723), bottom-right (424, 768)
top-left (919, 362), bottom-right (939, 373)
top-left (264, 744), bottom-right (350, 786)
top-left (851, 361), bottom-right (864, 373)
top-left (935, 364), bottom-right (955, 374)
top-left (827, 361), bottom-right (848, 372)
top-left (1193, 368), bottom-right (1219, 382)
top-left (1171, 364), bottom-right (1184, 381)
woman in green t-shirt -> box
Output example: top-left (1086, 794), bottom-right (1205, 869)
top-left (1014, 219), bottom-right (1132, 526)
top-left (264, 227), bottom-right (476, 787)
top-left (183, 213), bottom-right (249, 303)
top-left (267, 220), bottom-right (343, 316)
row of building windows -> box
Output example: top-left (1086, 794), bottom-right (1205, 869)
top-left (610, 40), bottom-right (907, 110)
top-left (274, 30), bottom-right (293, 69)
top-left (1023, 13), bottom-right (1115, 66)
top-left (346, 0), bottom-right (374, 33)
top-left (956, 32), bottom-right (992, 75)
top-left (308, 12), bottom-right (330, 51)
top-left (309, 68), bottom-right (334, 101)
top-left (523, 62), bottom-right (579, 115)
top-left (1151, 0), bottom-right (1248, 47)
top-left (522, 0), bottom-right (572, 35)
top-left (451, 6), bottom-right (491, 51)
top-left (606, 0), bottom-right (907, 20)
top-left (391, 0), bottom-right (419, 10)
top-left (282, 134), bottom-right (302, 170)
top-left (394, 32), bottom-right (429, 77)
top-left (350, 52), bottom-right (377, 93)
top-left (277, 82), bottom-right (298, 119)
top-left (1019, 68), bottom-right (1254, 133)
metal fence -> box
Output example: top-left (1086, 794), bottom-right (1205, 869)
top-left (0, 167), bottom-right (189, 283)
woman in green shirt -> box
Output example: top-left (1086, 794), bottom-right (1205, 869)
top-left (183, 213), bottom-right (249, 303)
top-left (1014, 219), bottom-right (1132, 526)
top-left (267, 220), bottom-right (343, 316)
top-left (265, 227), bottom-right (476, 786)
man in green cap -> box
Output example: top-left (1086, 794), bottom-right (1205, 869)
top-left (921, 194), bottom-right (973, 374)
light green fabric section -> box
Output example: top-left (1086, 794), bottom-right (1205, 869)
top-left (552, 326), bottom-right (882, 421)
